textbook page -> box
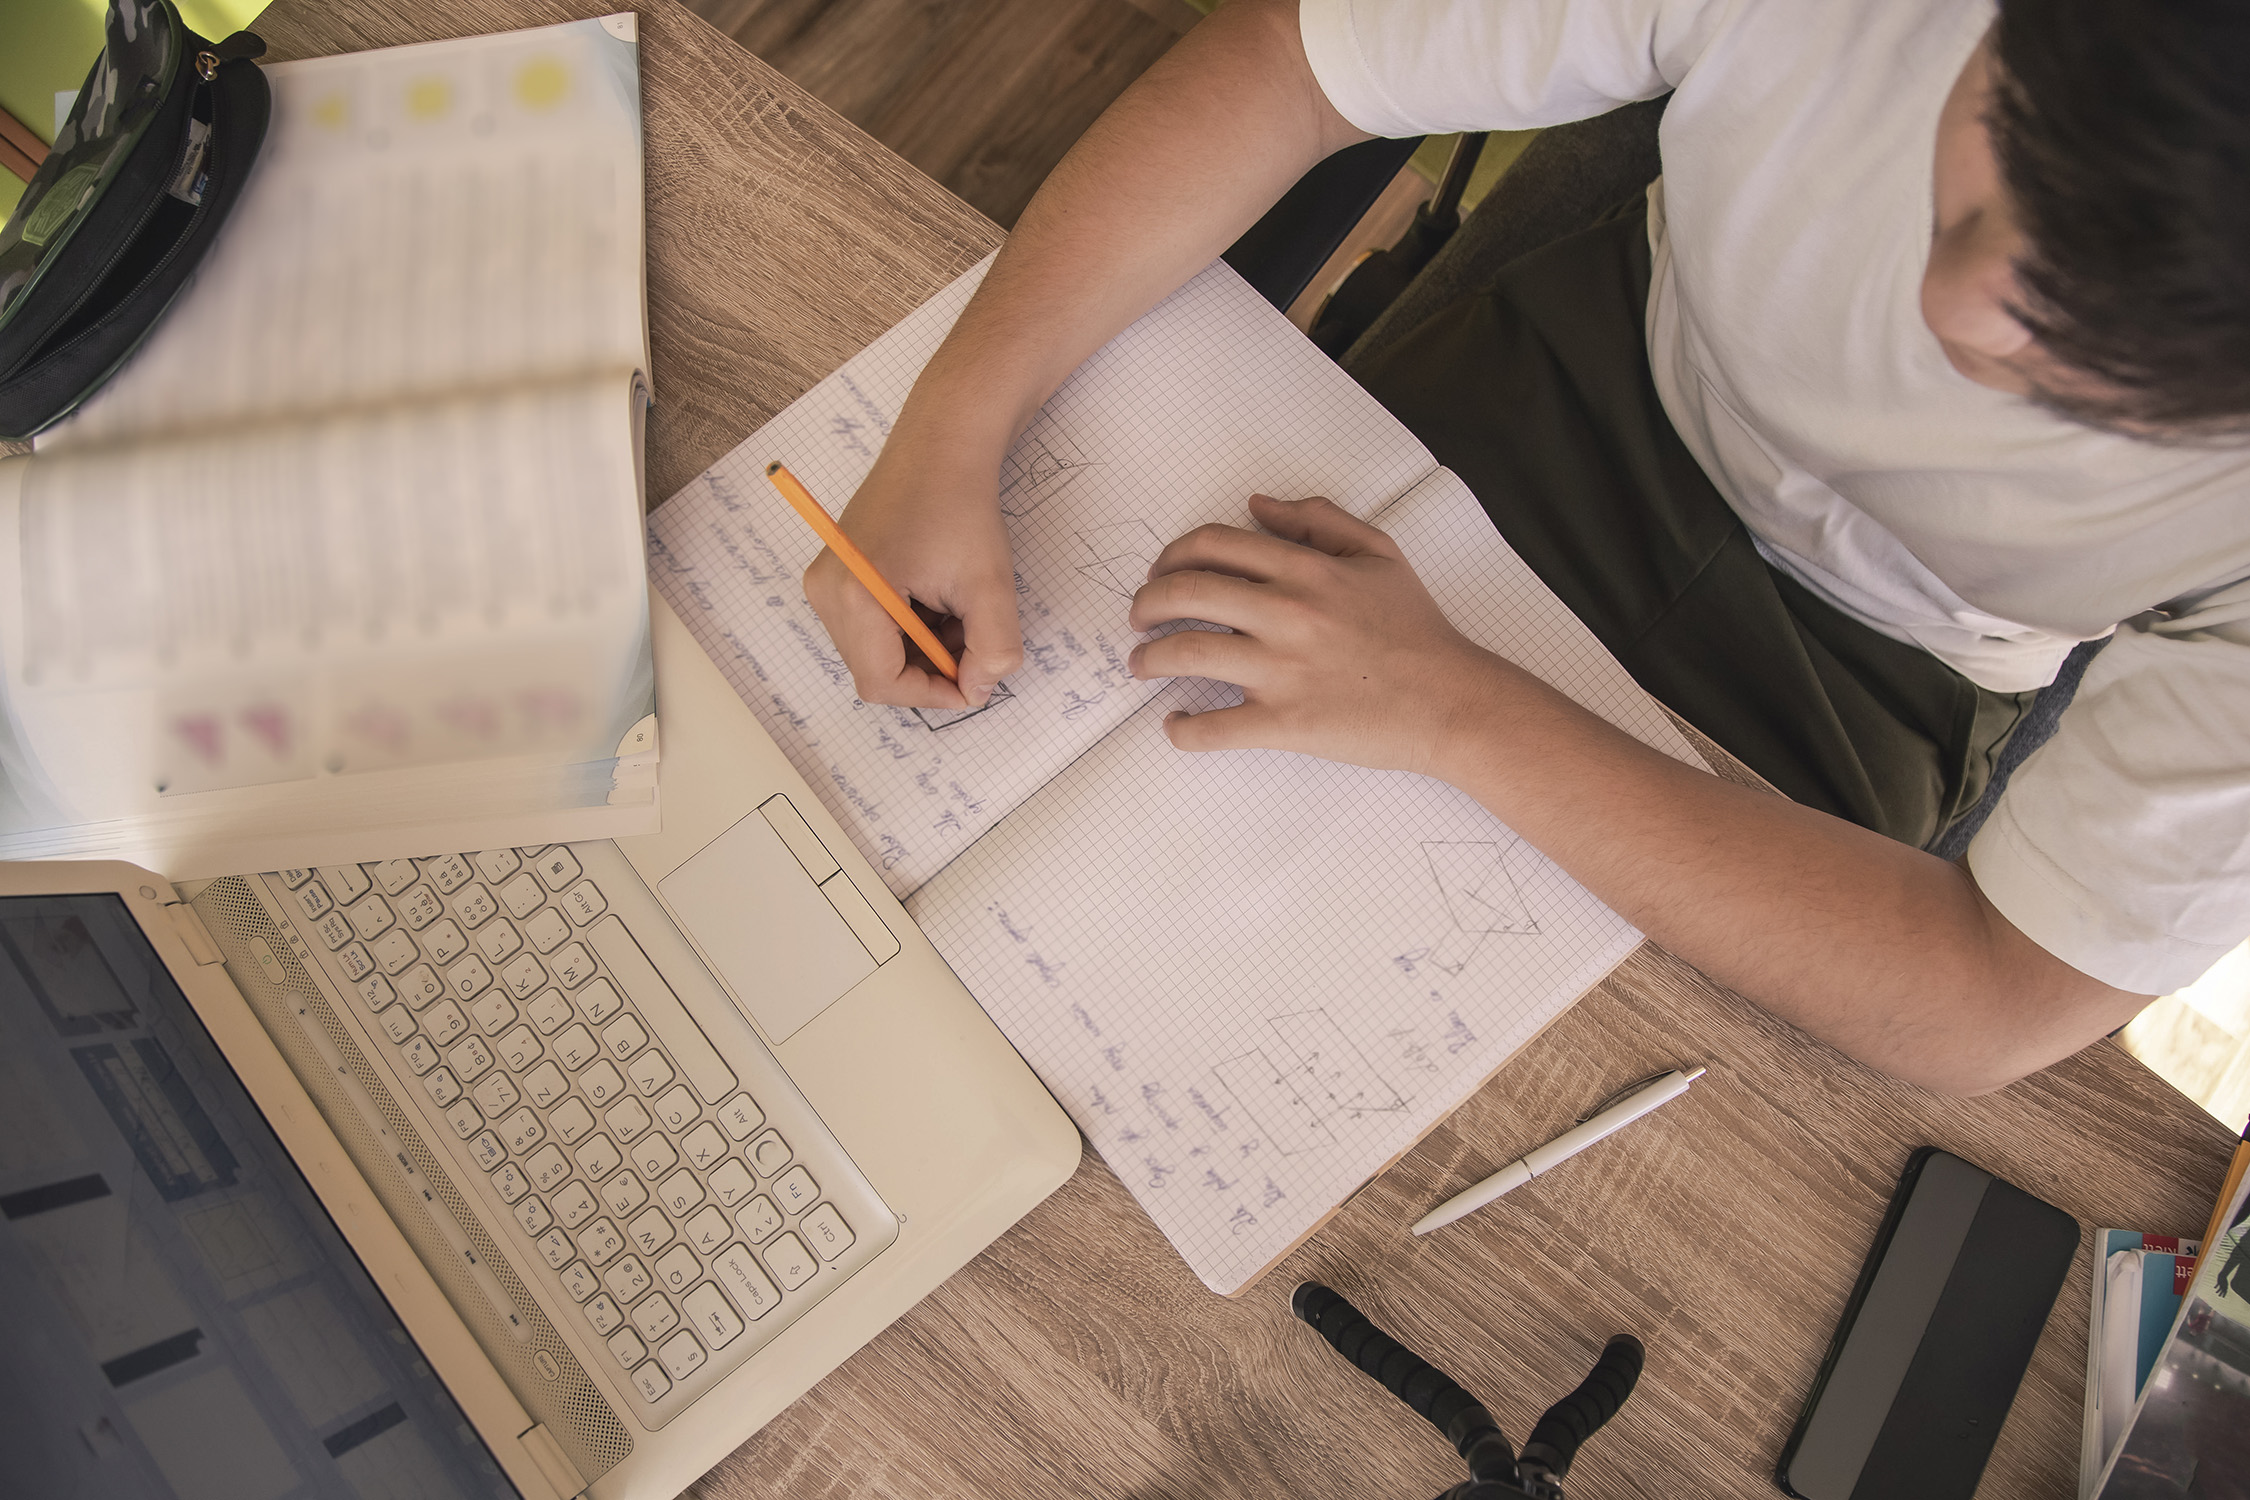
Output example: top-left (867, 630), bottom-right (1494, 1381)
top-left (907, 470), bottom-right (1703, 1293)
top-left (647, 255), bottom-right (1435, 898)
top-left (0, 17), bottom-right (658, 873)
top-left (42, 15), bottom-right (647, 449)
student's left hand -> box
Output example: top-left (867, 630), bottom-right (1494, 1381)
top-left (1128, 494), bottom-right (1509, 775)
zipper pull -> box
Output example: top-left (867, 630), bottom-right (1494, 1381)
top-left (195, 31), bottom-right (267, 80)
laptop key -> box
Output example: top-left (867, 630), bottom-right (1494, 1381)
top-left (512, 1195), bottom-right (553, 1238)
top-left (448, 1035), bottom-right (494, 1082)
top-left (580, 1060), bottom-right (627, 1107)
top-left (653, 1244), bottom-right (702, 1294)
top-left (626, 1049), bottom-right (675, 1097)
top-left (748, 1131), bottom-right (792, 1176)
top-left (423, 1068), bottom-right (462, 1108)
top-left (400, 1036), bottom-right (439, 1075)
top-left (475, 920), bottom-right (522, 965)
top-left (708, 1160), bottom-right (756, 1207)
top-left (473, 1071), bottom-right (523, 1117)
top-left (443, 1098), bottom-right (483, 1140)
top-left (657, 1168), bottom-right (703, 1218)
top-left (619, 1271), bottom-right (665, 1321)
top-left (501, 953), bottom-right (546, 1001)
top-left (320, 864), bottom-right (374, 903)
top-left (354, 972), bottom-right (397, 1012)
top-left (339, 943), bottom-right (376, 982)
top-left (583, 1293), bottom-right (623, 1337)
top-left (500, 1107), bottom-right (546, 1156)
top-left (474, 849), bottom-right (523, 885)
top-left (401, 964), bottom-right (444, 1009)
top-left (294, 881), bottom-right (334, 920)
top-left (459, 1128), bottom-right (501, 1170)
top-left (499, 871), bottom-right (546, 919)
top-left (535, 1227), bottom-right (574, 1270)
top-left (683, 1281), bottom-right (745, 1348)
top-left (628, 1206), bottom-right (673, 1256)
top-left (372, 859), bottom-right (419, 896)
top-left (733, 1196), bottom-right (783, 1244)
top-left (491, 1164), bottom-right (530, 1204)
top-left (471, 993), bottom-right (518, 1035)
top-left (551, 943), bottom-right (597, 989)
top-left (657, 1328), bottom-right (707, 1381)
top-left (680, 1122), bottom-right (727, 1170)
top-left (629, 1134), bottom-right (679, 1185)
top-left (378, 1007), bottom-right (418, 1046)
top-left (524, 907), bottom-right (571, 953)
top-left (398, 885), bottom-right (443, 930)
top-left (604, 1096), bottom-right (652, 1144)
top-left (518, 1062), bottom-right (564, 1109)
top-left (533, 846), bottom-right (583, 891)
top-left (426, 854), bottom-right (474, 895)
top-left (564, 880), bottom-right (608, 925)
top-left (714, 1242), bottom-right (781, 1318)
top-left (572, 1135), bottom-right (623, 1182)
top-left (683, 1206), bottom-right (731, 1257)
top-left (773, 1166), bottom-right (818, 1215)
top-left (525, 1145), bottom-right (572, 1195)
top-left (345, 893), bottom-right (393, 941)
top-left (424, 1000), bottom-right (468, 1048)
top-left (574, 978), bottom-right (624, 1025)
top-left (599, 1171), bottom-right (649, 1218)
top-left (315, 911), bottom-right (354, 950)
top-left (550, 1097), bottom-right (595, 1145)
top-left (446, 955), bottom-right (492, 1002)
top-left (577, 1218), bottom-right (625, 1269)
top-left (454, 884), bottom-right (498, 929)
top-left (764, 1232), bottom-right (818, 1291)
top-left (559, 1261), bottom-right (598, 1303)
top-left (606, 1326), bottom-right (647, 1369)
top-left (372, 930), bottom-right (419, 976)
top-left (801, 1204), bottom-right (854, 1261)
top-left (629, 1362), bottom-right (671, 1404)
top-left (425, 920), bottom-right (469, 967)
top-left (716, 1094), bottom-right (765, 1140)
top-left (553, 1025), bottom-right (599, 1071)
top-left (552, 1181), bottom-right (600, 1230)
top-left (601, 1014), bottom-right (649, 1062)
top-left (277, 867), bottom-right (313, 889)
top-left (525, 991), bottom-right (573, 1035)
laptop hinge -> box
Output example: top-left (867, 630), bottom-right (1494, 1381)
top-left (164, 902), bottom-right (227, 966)
top-left (518, 1424), bottom-right (587, 1499)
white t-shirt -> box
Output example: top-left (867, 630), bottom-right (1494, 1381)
top-left (1300, 0), bottom-right (2250, 994)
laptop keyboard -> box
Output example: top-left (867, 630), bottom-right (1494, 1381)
top-left (270, 842), bottom-right (893, 1420)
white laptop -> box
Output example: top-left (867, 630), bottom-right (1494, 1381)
top-left (0, 592), bottom-right (1080, 1500)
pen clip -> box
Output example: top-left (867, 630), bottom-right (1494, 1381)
top-left (1575, 1069), bottom-right (1677, 1125)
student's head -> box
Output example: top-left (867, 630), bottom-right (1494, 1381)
top-left (1921, 0), bottom-right (2250, 436)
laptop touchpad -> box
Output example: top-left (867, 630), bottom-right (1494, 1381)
top-left (660, 811), bottom-right (878, 1042)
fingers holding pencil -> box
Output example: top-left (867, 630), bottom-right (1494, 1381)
top-left (782, 459), bottom-right (1024, 710)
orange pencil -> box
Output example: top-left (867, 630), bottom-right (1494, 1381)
top-left (765, 461), bottom-right (960, 682)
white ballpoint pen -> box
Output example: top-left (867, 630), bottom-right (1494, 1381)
top-left (1411, 1066), bottom-right (1707, 1235)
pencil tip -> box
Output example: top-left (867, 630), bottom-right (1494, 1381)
top-left (764, 460), bottom-right (783, 475)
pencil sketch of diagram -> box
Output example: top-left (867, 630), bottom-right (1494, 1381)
top-left (914, 680), bottom-right (1015, 732)
top-left (1213, 1008), bottom-right (1408, 1157)
top-left (1406, 839), bottom-right (1539, 977)
top-left (999, 422), bottom-right (1101, 520)
top-left (1075, 521), bottom-right (1165, 598)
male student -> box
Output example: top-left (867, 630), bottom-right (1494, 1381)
top-left (801, 0), bottom-right (2250, 1096)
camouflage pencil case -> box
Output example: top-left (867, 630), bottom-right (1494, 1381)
top-left (0, 0), bottom-right (271, 439)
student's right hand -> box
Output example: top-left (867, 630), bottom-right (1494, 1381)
top-left (802, 426), bottom-right (1023, 711)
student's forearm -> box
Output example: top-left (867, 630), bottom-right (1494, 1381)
top-left (1432, 659), bottom-right (2149, 1095)
top-left (906, 0), bottom-right (1369, 449)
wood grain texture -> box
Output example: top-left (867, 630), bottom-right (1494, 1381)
top-left (683, 0), bottom-right (1178, 227)
top-left (244, 3), bottom-right (2238, 1494)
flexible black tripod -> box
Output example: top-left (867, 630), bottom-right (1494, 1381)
top-left (1292, 1283), bottom-right (1644, 1500)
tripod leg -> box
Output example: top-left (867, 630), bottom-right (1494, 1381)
top-left (1291, 1282), bottom-right (1518, 1485)
top-left (1516, 1335), bottom-right (1644, 1485)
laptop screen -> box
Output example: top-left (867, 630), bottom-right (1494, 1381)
top-left (0, 892), bottom-right (521, 1500)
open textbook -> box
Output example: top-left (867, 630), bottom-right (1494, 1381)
top-left (0, 16), bottom-right (658, 877)
top-left (647, 256), bottom-right (1705, 1293)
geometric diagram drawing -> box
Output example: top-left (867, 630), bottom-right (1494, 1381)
top-left (1074, 520), bottom-right (1165, 598)
top-left (913, 679), bottom-right (1016, 732)
top-left (1213, 1007), bottom-right (1409, 1156)
top-left (999, 420), bottom-right (1100, 520)
top-left (1406, 839), bottom-right (1539, 977)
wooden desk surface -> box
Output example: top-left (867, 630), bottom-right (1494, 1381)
top-left (251, 2), bottom-right (2238, 1494)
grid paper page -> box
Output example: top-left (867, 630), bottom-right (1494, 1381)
top-left (647, 255), bottom-right (1435, 896)
top-left (907, 469), bottom-right (1703, 1293)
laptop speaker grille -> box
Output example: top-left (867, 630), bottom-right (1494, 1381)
top-left (190, 877), bottom-right (635, 1483)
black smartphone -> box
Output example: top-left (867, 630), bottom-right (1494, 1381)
top-left (1775, 1146), bottom-right (2080, 1500)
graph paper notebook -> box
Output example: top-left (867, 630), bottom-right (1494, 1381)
top-left (647, 256), bottom-right (1704, 1293)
